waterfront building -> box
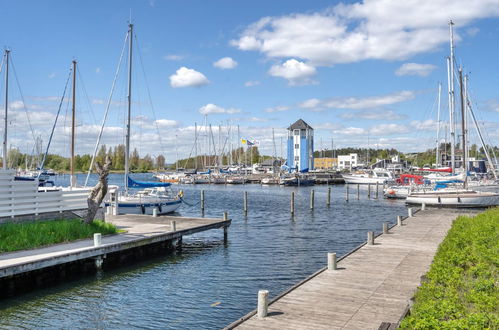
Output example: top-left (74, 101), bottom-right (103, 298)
top-left (286, 119), bottom-right (314, 171)
top-left (314, 157), bottom-right (337, 169)
top-left (338, 153), bottom-right (358, 170)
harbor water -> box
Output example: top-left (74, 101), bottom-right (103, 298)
top-left (0, 173), bottom-right (408, 329)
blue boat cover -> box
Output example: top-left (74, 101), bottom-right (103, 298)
top-left (128, 176), bottom-right (171, 188)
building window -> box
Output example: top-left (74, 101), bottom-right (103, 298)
top-left (294, 130), bottom-right (299, 136)
top-left (351, 155), bottom-right (355, 159)
top-left (294, 144), bottom-right (299, 149)
top-left (294, 156), bottom-right (299, 161)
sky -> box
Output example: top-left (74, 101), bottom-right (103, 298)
top-left (1, 0), bottom-right (499, 163)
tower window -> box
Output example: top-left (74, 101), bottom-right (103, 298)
top-left (295, 144), bottom-right (299, 149)
top-left (294, 156), bottom-right (299, 161)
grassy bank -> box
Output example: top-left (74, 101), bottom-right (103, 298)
top-left (400, 208), bottom-right (498, 329)
top-left (0, 219), bottom-right (118, 253)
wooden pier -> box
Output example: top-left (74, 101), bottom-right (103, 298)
top-left (0, 214), bottom-right (230, 293)
top-left (227, 209), bottom-right (466, 330)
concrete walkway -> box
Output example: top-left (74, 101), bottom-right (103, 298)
top-left (0, 215), bottom-right (230, 278)
top-left (231, 209), bottom-right (465, 330)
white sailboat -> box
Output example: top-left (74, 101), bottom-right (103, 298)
top-left (105, 23), bottom-right (182, 215)
top-left (406, 21), bottom-right (499, 208)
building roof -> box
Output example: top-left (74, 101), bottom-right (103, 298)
top-left (288, 119), bottom-right (313, 130)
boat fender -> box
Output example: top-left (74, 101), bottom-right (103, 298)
top-left (178, 190), bottom-right (184, 198)
top-left (158, 204), bottom-right (162, 213)
top-left (140, 205), bottom-right (145, 214)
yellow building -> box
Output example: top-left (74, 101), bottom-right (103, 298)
top-left (314, 158), bottom-right (337, 169)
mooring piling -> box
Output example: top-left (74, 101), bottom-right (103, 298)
top-left (243, 191), bottom-right (248, 214)
top-left (345, 184), bottom-right (349, 202)
top-left (397, 215), bottom-right (403, 226)
top-left (357, 184), bottom-right (360, 200)
top-left (408, 207), bottom-right (414, 218)
top-left (327, 187), bottom-right (331, 206)
top-left (367, 183), bottom-right (371, 198)
top-left (367, 231), bottom-right (374, 245)
top-left (291, 192), bottom-right (295, 215)
top-left (327, 252), bottom-right (337, 270)
top-left (257, 290), bottom-right (269, 318)
top-left (310, 189), bottom-right (315, 209)
top-left (383, 222), bottom-right (389, 234)
top-left (375, 182), bottom-right (379, 199)
top-left (201, 190), bottom-right (205, 212)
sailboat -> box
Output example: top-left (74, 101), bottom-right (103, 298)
top-left (406, 20), bottom-right (499, 208)
top-left (104, 23), bottom-right (182, 215)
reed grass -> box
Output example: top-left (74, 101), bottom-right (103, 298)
top-left (0, 219), bottom-right (118, 253)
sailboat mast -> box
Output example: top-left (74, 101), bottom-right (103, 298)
top-left (125, 23), bottom-right (133, 194)
top-left (459, 67), bottom-right (467, 188)
top-left (3, 50), bottom-right (10, 170)
top-left (436, 82), bottom-right (441, 166)
top-left (448, 20), bottom-right (456, 173)
top-left (70, 60), bottom-right (76, 187)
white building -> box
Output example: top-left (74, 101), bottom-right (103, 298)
top-left (338, 153), bottom-right (358, 170)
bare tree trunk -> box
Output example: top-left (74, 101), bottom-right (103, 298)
top-left (85, 156), bottom-right (112, 224)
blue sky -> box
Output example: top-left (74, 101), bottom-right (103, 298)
top-left (1, 0), bottom-right (499, 162)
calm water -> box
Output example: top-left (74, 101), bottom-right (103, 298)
top-left (0, 173), bottom-right (407, 329)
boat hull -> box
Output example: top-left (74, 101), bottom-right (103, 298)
top-left (342, 175), bottom-right (388, 184)
top-left (406, 191), bottom-right (499, 208)
top-left (105, 199), bottom-right (182, 215)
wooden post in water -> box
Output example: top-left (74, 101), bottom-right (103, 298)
top-left (243, 191), bottom-right (248, 214)
top-left (327, 187), bottom-right (331, 206)
top-left (397, 215), bottom-right (403, 226)
top-left (327, 252), bottom-right (337, 270)
top-left (367, 183), bottom-right (371, 198)
top-left (367, 231), bottom-right (374, 245)
top-left (310, 190), bottom-right (315, 209)
top-left (383, 222), bottom-right (389, 234)
top-left (291, 192), bottom-right (295, 215)
top-left (345, 184), bottom-right (349, 202)
top-left (257, 290), bottom-right (269, 318)
top-left (223, 212), bottom-right (228, 243)
top-left (201, 190), bottom-right (205, 212)
top-left (357, 184), bottom-right (360, 200)
top-left (375, 182), bottom-right (379, 199)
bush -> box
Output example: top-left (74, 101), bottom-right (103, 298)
top-left (400, 208), bottom-right (499, 329)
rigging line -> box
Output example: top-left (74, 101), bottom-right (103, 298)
top-left (134, 34), bottom-right (166, 154)
top-left (84, 31), bottom-right (129, 187)
top-left (10, 56), bottom-right (37, 144)
top-left (37, 65), bottom-right (72, 176)
top-left (76, 65), bottom-right (97, 124)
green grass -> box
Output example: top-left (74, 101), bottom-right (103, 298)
top-left (400, 208), bottom-right (499, 329)
top-left (0, 219), bottom-right (119, 253)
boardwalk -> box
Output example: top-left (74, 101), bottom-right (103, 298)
top-left (230, 209), bottom-right (465, 330)
top-left (0, 214), bottom-right (230, 278)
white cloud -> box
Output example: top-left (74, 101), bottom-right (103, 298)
top-left (231, 1), bottom-right (499, 66)
top-left (265, 105), bottom-right (290, 113)
top-left (369, 123), bottom-right (409, 135)
top-left (154, 119), bottom-right (180, 127)
top-left (299, 98), bottom-right (321, 109)
top-left (96, 67), bottom-right (101, 74)
top-left (466, 27), bottom-right (479, 36)
top-left (48, 72), bottom-right (56, 79)
top-left (305, 91), bottom-right (415, 111)
top-left (199, 103), bottom-right (241, 115)
top-left (340, 109), bottom-right (407, 120)
top-left (268, 59), bottom-right (317, 85)
top-left (411, 119), bottom-right (437, 131)
top-left (163, 54), bottom-right (185, 61)
top-left (244, 80), bottom-right (260, 87)
top-left (395, 63), bottom-right (437, 77)
top-left (213, 57), bottom-right (238, 69)
top-left (169, 67), bottom-right (209, 88)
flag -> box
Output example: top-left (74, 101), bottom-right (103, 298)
top-left (246, 140), bottom-right (254, 146)
top-left (241, 138), bottom-right (247, 145)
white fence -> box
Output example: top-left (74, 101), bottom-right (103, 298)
top-left (0, 170), bottom-right (89, 219)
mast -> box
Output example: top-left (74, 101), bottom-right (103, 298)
top-left (70, 60), bottom-right (77, 187)
top-left (124, 23), bottom-right (133, 194)
top-left (175, 134), bottom-right (178, 171)
top-left (436, 82), bottom-right (441, 166)
top-left (2, 50), bottom-right (10, 170)
top-left (448, 20), bottom-right (456, 173)
top-left (459, 67), bottom-right (467, 188)
top-left (194, 122), bottom-right (198, 170)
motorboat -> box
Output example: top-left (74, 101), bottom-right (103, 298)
top-left (342, 169), bottom-right (394, 184)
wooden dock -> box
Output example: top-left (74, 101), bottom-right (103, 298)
top-left (0, 214), bottom-right (230, 280)
top-left (227, 209), bottom-right (466, 330)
